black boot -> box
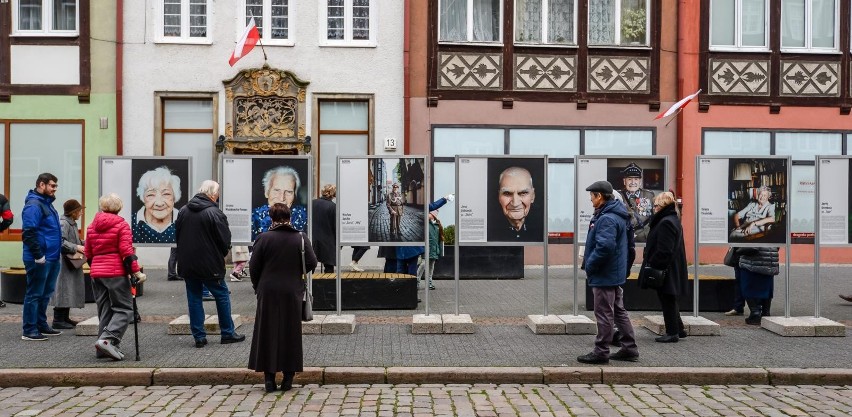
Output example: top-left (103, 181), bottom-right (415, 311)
top-left (264, 372), bottom-right (277, 393)
top-left (761, 298), bottom-right (771, 317)
top-left (745, 299), bottom-right (763, 325)
top-left (52, 308), bottom-right (74, 330)
top-left (281, 372), bottom-right (295, 392)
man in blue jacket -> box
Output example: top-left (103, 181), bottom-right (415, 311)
top-left (579, 180), bottom-right (639, 364)
top-left (21, 173), bottom-right (63, 341)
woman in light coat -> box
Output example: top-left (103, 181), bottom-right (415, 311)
top-left (51, 199), bottom-right (86, 329)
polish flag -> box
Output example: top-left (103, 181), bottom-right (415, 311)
top-left (229, 18), bottom-right (260, 67)
top-left (654, 89), bottom-right (702, 120)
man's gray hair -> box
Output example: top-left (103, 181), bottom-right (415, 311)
top-left (136, 166), bottom-right (182, 203)
top-left (263, 166), bottom-right (301, 195)
top-left (198, 180), bottom-right (220, 198)
top-left (498, 166), bottom-right (534, 188)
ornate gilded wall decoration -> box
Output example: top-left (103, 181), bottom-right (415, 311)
top-left (223, 65), bottom-right (310, 154)
top-left (514, 55), bottom-right (577, 92)
top-left (438, 52), bottom-right (502, 90)
top-left (709, 59), bottom-right (769, 96)
top-left (780, 61), bottom-right (839, 97)
top-left (588, 56), bottom-right (649, 93)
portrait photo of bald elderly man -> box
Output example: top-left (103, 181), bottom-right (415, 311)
top-left (486, 159), bottom-right (546, 243)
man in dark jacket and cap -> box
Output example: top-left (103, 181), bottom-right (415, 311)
top-left (579, 180), bottom-right (639, 364)
top-left (175, 180), bottom-right (245, 348)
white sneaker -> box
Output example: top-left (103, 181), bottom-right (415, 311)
top-left (229, 271), bottom-right (242, 282)
top-left (349, 261), bottom-right (364, 272)
top-left (95, 339), bottom-right (124, 361)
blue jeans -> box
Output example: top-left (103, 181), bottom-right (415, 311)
top-left (184, 277), bottom-right (235, 340)
top-left (23, 260), bottom-right (61, 335)
top-left (397, 256), bottom-right (419, 276)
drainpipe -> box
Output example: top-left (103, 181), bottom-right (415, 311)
top-left (675, 0), bottom-right (686, 198)
top-left (116, 0), bottom-right (124, 155)
top-left (403, 0), bottom-right (410, 155)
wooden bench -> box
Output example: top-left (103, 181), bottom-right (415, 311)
top-left (1, 267), bottom-right (110, 304)
top-left (585, 274), bottom-right (736, 312)
top-left (311, 272), bottom-right (417, 310)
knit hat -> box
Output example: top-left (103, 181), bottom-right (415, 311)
top-left (63, 199), bottom-right (82, 216)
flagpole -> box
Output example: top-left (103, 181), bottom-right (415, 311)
top-left (664, 107), bottom-right (685, 127)
top-left (257, 35), bottom-right (268, 63)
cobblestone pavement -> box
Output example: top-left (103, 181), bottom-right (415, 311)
top-left (369, 204), bottom-right (425, 242)
top-left (1, 383), bottom-right (850, 416)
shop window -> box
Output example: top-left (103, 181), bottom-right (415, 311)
top-left (588, 0), bottom-right (649, 46)
top-left (8, 122), bottom-right (83, 230)
top-left (242, 0), bottom-right (292, 45)
top-left (781, 0), bottom-right (837, 52)
top-left (12, 0), bottom-right (79, 36)
top-left (161, 98), bottom-right (215, 189)
top-left (585, 129), bottom-right (653, 155)
top-left (514, 0), bottom-right (576, 45)
top-left (709, 0), bottom-right (769, 51)
top-left (703, 131), bottom-right (771, 155)
top-left (157, 0), bottom-right (211, 43)
top-left (318, 100), bottom-right (370, 188)
top-left (319, 0), bottom-right (376, 46)
top-left (439, 0), bottom-right (502, 43)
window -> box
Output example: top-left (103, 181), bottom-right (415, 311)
top-left (703, 129), bottom-right (845, 241)
top-left (7, 122), bottom-right (83, 230)
top-left (161, 98), bottom-right (215, 189)
top-left (319, 0), bottom-right (376, 46)
top-left (439, 0), bottom-right (502, 43)
top-left (710, 0), bottom-right (768, 50)
top-left (432, 126), bottom-right (652, 240)
top-left (514, 0), bottom-right (576, 45)
top-left (12, 0), bottom-right (79, 36)
top-left (157, 0), bottom-right (211, 43)
top-left (781, 0), bottom-right (837, 51)
top-left (588, 0), bottom-right (649, 46)
top-left (242, 0), bottom-right (292, 44)
top-left (318, 100), bottom-right (370, 188)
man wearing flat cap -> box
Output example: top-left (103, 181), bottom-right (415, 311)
top-left (579, 180), bottom-right (639, 365)
top-left (617, 162), bottom-right (655, 242)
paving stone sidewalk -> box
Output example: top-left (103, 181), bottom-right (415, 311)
top-left (1, 383), bottom-right (850, 417)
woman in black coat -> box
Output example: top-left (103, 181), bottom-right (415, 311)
top-left (639, 191), bottom-right (688, 343)
top-left (311, 184), bottom-right (336, 273)
top-left (248, 203), bottom-right (318, 392)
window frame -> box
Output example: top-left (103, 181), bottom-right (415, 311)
top-left (0, 119), bottom-right (86, 241)
top-left (238, 0), bottom-right (295, 46)
top-left (318, 0), bottom-right (378, 47)
top-left (431, 125), bottom-right (656, 243)
top-left (11, 0), bottom-right (80, 37)
top-left (155, 0), bottom-right (213, 45)
top-left (513, 0), bottom-right (578, 47)
top-left (779, 0), bottom-right (839, 53)
top-left (708, 0), bottom-right (771, 52)
top-left (312, 94), bottom-right (374, 194)
top-left (438, 0), bottom-right (504, 45)
top-left (154, 93), bottom-right (219, 182)
top-left (587, 0), bottom-right (652, 48)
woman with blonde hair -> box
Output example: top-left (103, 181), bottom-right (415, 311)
top-left (638, 191), bottom-right (688, 343)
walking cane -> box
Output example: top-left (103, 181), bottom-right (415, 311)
top-left (123, 255), bottom-right (141, 361)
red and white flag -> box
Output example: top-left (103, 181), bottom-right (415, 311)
top-left (654, 89), bottom-right (702, 120)
top-left (229, 18), bottom-right (260, 67)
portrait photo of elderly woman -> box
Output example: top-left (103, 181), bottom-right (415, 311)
top-left (131, 164), bottom-right (189, 244)
top-left (727, 158), bottom-right (787, 244)
top-left (251, 161), bottom-right (309, 241)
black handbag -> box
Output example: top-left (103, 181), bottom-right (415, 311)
top-left (300, 233), bottom-right (313, 322)
top-left (641, 266), bottom-right (667, 289)
top-left (64, 253), bottom-right (86, 270)
top-left (723, 247), bottom-right (739, 267)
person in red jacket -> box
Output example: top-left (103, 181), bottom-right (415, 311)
top-left (85, 193), bottom-right (146, 361)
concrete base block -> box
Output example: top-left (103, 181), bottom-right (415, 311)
top-left (682, 315), bottom-right (721, 336)
top-left (642, 315), bottom-right (666, 335)
top-left (322, 314), bottom-right (356, 334)
top-left (168, 314), bottom-right (207, 335)
top-left (302, 315), bottom-right (326, 335)
top-left (557, 315), bottom-right (597, 335)
top-left (526, 315), bottom-right (565, 334)
top-left (797, 317), bottom-right (846, 337)
top-left (75, 316), bottom-right (100, 336)
top-left (203, 315), bottom-right (243, 334)
top-left (442, 314), bottom-right (475, 334)
top-left (412, 314), bottom-right (443, 334)
top-left (761, 316), bottom-right (832, 337)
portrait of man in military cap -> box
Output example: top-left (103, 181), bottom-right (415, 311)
top-left (608, 161), bottom-right (660, 243)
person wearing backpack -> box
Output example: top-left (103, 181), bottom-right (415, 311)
top-left (21, 173), bottom-right (63, 341)
top-left (0, 193), bottom-right (13, 308)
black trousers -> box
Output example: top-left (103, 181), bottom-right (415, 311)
top-left (167, 247), bottom-right (178, 279)
top-left (657, 291), bottom-right (684, 336)
top-left (351, 246), bottom-right (370, 262)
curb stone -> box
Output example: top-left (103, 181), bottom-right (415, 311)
top-left (0, 367), bottom-right (849, 387)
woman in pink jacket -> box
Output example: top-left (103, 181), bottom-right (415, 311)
top-left (85, 193), bottom-right (146, 361)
